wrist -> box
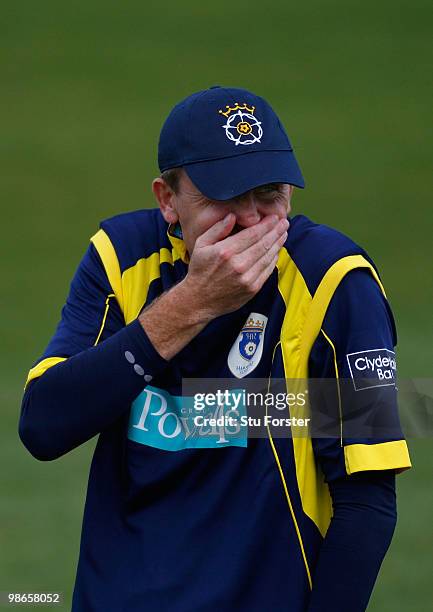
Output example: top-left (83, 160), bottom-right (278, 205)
top-left (137, 278), bottom-right (212, 361)
top-left (173, 278), bottom-right (214, 326)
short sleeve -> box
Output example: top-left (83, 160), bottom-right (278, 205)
top-left (25, 242), bottom-right (124, 386)
top-left (309, 268), bottom-right (412, 482)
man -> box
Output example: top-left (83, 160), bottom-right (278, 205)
top-left (20, 86), bottom-right (411, 611)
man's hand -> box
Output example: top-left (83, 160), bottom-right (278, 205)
top-left (139, 214), bottom-right (288, 360)
top-left (183, 213), bottom-right (289, 320)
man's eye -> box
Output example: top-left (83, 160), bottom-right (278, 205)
top-left (255, 184), bottom-right (281, 197)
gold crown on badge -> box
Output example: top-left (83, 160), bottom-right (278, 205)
top-left (218, 102), bottom-right (256, 117)
top-left (243, 318), bottom-right (265, 332)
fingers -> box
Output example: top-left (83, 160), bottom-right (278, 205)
top-left (243, 217), bottom-right (288, 261)
top-left (229, 219), bottom-right (288, 273)
top-left (240, 231), bottom-right (286, 287)
top-left (248, 250), bottom-right (281, 293)
top-left (254, 252), bottom-right (280, 290)
top-left (196, 213), bottom-right (236, 247)
top-left (222, 214), bottom-right (284, 254)
top-left (186, 212), bottom-right (288, 318)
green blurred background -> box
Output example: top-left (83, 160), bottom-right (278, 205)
top-left (1, 0), bottom-right (431, 609)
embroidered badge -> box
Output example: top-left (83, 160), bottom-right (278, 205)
top-left (228, 313), bottom-right (268, 378)
top-left (219, 102), bottom-right (263, 146)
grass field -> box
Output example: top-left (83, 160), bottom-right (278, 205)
top-left (1, 1), bottom-right (432, 609)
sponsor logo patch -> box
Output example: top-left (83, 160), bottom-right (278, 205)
top-left (128, 386), bottom-right (247, 451)
top-left (346, 348), bottom-right (397, 391)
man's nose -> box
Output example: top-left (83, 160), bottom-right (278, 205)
top-left (231, 195), bottom-right (261, 228)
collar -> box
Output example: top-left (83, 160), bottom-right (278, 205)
top-left (167, 222), bottom-right (190, 264)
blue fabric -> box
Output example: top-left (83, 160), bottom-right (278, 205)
top-left (38, 244), bottom-right (124, 358)
top-left (307, 470), bottom-right (397, 612)
top-left (285, 214), bottom-right (376, 296)
top-left (309, 268), bottom-right (404, 482)
top-left (20, 319), bottom-right (168, 461)
top-left (100, 208), bottom-right (178, 274)
top-left (158, 85), bottom-right (305, 198)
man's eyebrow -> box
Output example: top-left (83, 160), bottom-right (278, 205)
top-left (252, 183), bottom-right (284, 193)
top-left (235, 184), bottom-right (282, 199)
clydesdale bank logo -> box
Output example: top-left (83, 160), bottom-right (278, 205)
top-left (346, 348), bottom-right (397, 391)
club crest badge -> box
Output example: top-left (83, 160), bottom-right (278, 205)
top-left (219, 102), bottom-right (263, 146)
top-left (228, 313), bottom-right (268, 378)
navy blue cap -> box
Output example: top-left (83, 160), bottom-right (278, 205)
top-left (158, 86), bottom-right (305, 200)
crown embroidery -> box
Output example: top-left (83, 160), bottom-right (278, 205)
top-left (218, 101), bottom-right (263, 146)
top-left (218, 102), bottom-right (256, 117)
top-left (243, 318), bottom-right (266, 332)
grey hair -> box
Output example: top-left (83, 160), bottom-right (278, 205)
top-left (160, 167), bottom-right (183, 194)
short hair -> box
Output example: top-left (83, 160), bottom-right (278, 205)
top-left (160, 167), bottom-right (183, 194)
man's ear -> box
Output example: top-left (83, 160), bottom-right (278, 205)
top-left (152, 178), bottom-right (179, 224)
top-left (285, 184), bottom-right (294, 215)
top-left (287, 185), bottom-right (295, 200)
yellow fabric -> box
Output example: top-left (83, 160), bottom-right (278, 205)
top-left (320, 329), bottom-right (343, 445)
top-left (121, 248), bottom-right (180, 324)
top-left (94, 294), bottom-right (116, 346)
top-left (90, 229), bottom-right (124, 312)
top-left (91, 228), bottom-right (183, 324)
top-left (276, 249), bottom-right (333, 538)
top-left (276, 252), bottom-right (411, 541)
top-left (25, 357), bottom-right (67, 388)
top-left (167, 225), bottom-right (190, 264)
top-left (265, 382), bottom-right (313, 590)
top-left (344, 440), bottom-right (412, 475)
top-left (300, 255), bottom-right (385, 366)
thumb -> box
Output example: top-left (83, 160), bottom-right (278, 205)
top-left (197, 213), bottom-right (236, 247)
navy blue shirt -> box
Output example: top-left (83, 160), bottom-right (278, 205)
top-left (20, 212), bottom-right (410, 611)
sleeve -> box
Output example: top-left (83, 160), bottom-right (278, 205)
top-left (309, 268), bottom-right (412, 482)
top-left (25, 242), bottom-right (124, 384)
top-left (19, 242), bottom-right (168, 461)
top-left (307, 470), bottom-right (397, 612)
